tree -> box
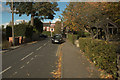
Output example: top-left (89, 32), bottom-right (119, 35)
top-left (54, 21), bottom-right (62, 34)
top-left (6, 2), bottom-right (59, 26)
top-left (104, 2), bottom-right (120, 25)
top-left (34, 17), bottom-right (43, 33)
top-left (2, 25), bottom-right (4, 28)
top-left (2, 25), bottom-right (6, 32)
top-left (62, 2), bottom-right (120, 40)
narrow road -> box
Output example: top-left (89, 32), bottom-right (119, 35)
top-left (2, 38), bottom-right (59, 78)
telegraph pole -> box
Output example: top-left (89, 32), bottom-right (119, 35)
top-left (12, 0), bottom-right (15, 46)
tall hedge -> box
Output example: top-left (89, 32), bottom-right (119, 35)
top-left (79, 38), bottom-right (117, 78)
top-left (14, 24), bottom-right (27, 37)
top-left (6, 24), bottom-right (33, 39)
top-left (25, 25), bottom-right (33, 38)
top-left (6, 25), bottom-right (12, 40)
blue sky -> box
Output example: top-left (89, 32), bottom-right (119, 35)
top-left (1, 2), bottom-right (69, 27)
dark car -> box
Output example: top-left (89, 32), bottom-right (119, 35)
top-left (51, 34), bottom-right (64, 44)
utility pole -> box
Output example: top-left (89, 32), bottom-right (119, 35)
top-left (12, 0), bottom-right (15, 46)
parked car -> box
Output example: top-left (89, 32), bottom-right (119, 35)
top-left (51, 34), bottom-right (64, 44)
top-left (39, 34), bottom-right (48, 38)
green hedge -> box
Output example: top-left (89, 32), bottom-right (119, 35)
top-left (2, 40), bottom-right (10, 49)
top-left (6, 25), bottom-right (12, 40)
top-left (25, 25), bottom-right (33, 38)
top-left (84, 32), bottom-right (90, 37)
top-left (14, 24), bottom-right (27, 37)
top-left (68, 34), bottom-right (78, 44)
top-left (79, 38), bottom-right (117, 78)
top-left (42, 31), bottom-right (55, 37)
top-left (6, 24), bottom-right (33, 39)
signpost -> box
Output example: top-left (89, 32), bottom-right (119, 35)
top-left (51, 28), bottom-right (53, 37)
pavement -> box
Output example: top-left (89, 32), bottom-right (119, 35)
top-left (61, 40), bottom-right (101, 78)
top-left (2, 38), bottom-right (60, 78)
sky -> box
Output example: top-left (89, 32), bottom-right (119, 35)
top-left (1, 0), bottom-right (119, 27)
top-left (0, 2), bottom-right (69, 27)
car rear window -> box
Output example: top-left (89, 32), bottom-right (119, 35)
top-left (53, 35), bottom-right (62, 39)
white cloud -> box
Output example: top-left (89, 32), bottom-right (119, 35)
top-left (15, 20), bottom-right (24, 23)
top-left (15, 19), bottom-right (29, 25)
top-left (1, 19), bottom-right (29, 28)
top-left (51, 18), bottom-right (61, 23)
top-left (43, 18), bottom-right (61, 23)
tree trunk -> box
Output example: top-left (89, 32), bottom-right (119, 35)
top-left (91, 28), bottom-right (94, 39)
top-left (31, 14), bottom-right (34, 26)
top-left (106, 23), bottom-right (109, 41)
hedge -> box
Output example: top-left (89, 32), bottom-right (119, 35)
top-left (25, 25), bottom-right (33, 38)
top-left (84, 32), bottom-right (90, 37)
top-left (42, 31), bottom-right (55, 37)
top-left (6, 26), bottom-right (12, 40)
top-left (68, 34), bottom-right (78, 44)
top-left (79, 38), bottom-right (117, 78)
top-left (6, 24), bottom-right (33, 39)
top-left (14, 24), bottom-right (27, 37)
top-left (2, 40), bottom-right (10, 49)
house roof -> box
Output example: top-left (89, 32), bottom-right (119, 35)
top-left (43, 23), bottom-right (50, 27)
top-left (51, 24), bottom-right (55, 27)
top-left (43, 23), bottom-right (55, 27)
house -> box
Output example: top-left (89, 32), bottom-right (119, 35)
top-left (92, 19), bottom-right (120, 41)
top-left (43, 22), bottom-right (55, 32)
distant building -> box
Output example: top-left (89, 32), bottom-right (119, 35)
top-left (43, 22), bottom-right (55, 32)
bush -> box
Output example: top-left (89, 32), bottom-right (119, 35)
top-left (6, 26), bottom-right (12, 40)
top-left (79, 38), bottom-right (117, 78)
top-left (6, 24), bottom-right (34, 39)
top-left (25, 25), bottom-right (33, 38)
top-left (74, 30), bottom-right (84, 37)
top-left (68, 34), bottom-right (78, 44)
top-left (84, 32), bottom-right (90, 37)
top-left (42, 31), bottom-right (51, 36)
top-left (42, 31), bottom-right (55, 37)
top-left (14, 24), bottom-right (27, 37)
top-left (2, 40), bottom-right (10, 49)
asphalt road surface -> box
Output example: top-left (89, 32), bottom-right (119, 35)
top-left (2, 38), bottom-right (59, 78)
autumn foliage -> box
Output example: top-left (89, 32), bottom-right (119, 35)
top-left (62, 2), bottom-right (120, 34)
